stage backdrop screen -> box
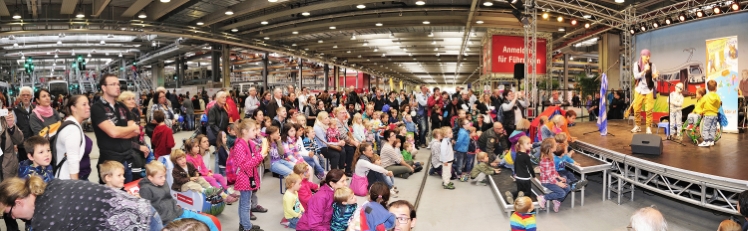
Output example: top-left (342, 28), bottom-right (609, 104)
top-left (635, 12), bottom-right (748, 133)
top-left (492, 35), bottom-right (547, 74)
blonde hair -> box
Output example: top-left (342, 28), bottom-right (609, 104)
top-left (353, 113), bottom-right (363, 125)
top-left (236, 119), bottom-right (258, 138)
top-left (0, 176), bottom-right (46, 211)
top-left (476, 152), bottom-right (489, 162)
top-left (285, 174), bottom-right (302, 189)
top-left (550, 115), bottom-right (565, 126)
top-left (334, 187), bottom-right (354, 203)
top-left (117, 91), bottom-right (136, 103)
top-left (629, 207), bottom-right (668, 231)
top-left (99, 160), bottom-right (125, 181)
top-left (513, 196), bottom-right (533, 213)
top-left (718, 219), bottom-right (741, 231)
top-left (432, 127), bottom-right (444, 138)
top-left (145, 161), bottom-right (167, 176)
top-left (170, 149), bottom-right (187, 164)
top-left (315, 111), bottom-right (330, 128)
top-left (515, 136), bottom-right (531, 153)
top-left (440, 126), bottom-right (453, 137)
top-left (554, 133), bottom-right (567, 144)
top-left (402, 141), bottom-right (413, 150)
top-left (539, 138), bottom-right (556, 160)
top-left (517, 119), bottom-right (531, 130)
top-left (293, 162), bottom-right (309, 175)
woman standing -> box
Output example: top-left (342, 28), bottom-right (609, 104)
top-left (0, 93), bottom-right (22, 181)
top-left (149, 91), bottom-right (175, 128)
top-left (295, 169), bottom-right (348, 231)
top-left (118, 91), bottom-right (149, 180)
top-left (303, 96), bottom-right (319, 127)
top-left (54, 95), bottom-right (91, 180)
top-left (313, 112), bottom-right (345, 171)
top-left (208, 92), bottom-right (230, 134)
top-left (0, 176), bottom-right (161, 230)
top-left (30, 89), bottom-right (61, 135)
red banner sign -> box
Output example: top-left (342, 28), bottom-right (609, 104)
top-left (491, 35), bottom-right (547, 74)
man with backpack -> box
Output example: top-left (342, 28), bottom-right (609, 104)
top-left (91, 74), bottom-right (141, 184)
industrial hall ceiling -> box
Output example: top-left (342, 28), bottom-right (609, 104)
top-left (0, 0), bottom-right (729, 84)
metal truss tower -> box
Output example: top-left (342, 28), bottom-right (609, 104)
top-left (621, 6), bottom-right (636, 100)
top-left (523, 0), bottom-right (538, 104)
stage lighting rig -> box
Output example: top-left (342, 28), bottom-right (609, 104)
top-left (732, 1), bottom-right (740, 11)
top-left (665, 18), bottom-right (671, 25)
top-left (696, 10), bottom-right (704, 17)
top-left (679, 13), bottom-right (686, 22)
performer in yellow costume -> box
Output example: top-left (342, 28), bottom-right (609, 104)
top-left (631, 49), bottom-right (660, 134)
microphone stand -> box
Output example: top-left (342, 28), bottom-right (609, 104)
top-left (663, 81), bottom-right (686, 146)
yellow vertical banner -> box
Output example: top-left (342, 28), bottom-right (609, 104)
top-left (705, 36), bottom-right (739, 132)
top-left (399, 80), bottom-right (403, 90)
top-left (389, 78), bottom-right (394, 90)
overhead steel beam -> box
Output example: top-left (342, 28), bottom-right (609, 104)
top-left (535, 0), bottom-right (627, 30)
top-left (146, 0), bottom-right (191, 20)
top-left (193, 0), bottom-right (291, 27)
top-left (26, 0), bottom-right (38, 18)
top-left (122, 0), bottom-right (153, 18)
top-left (636, 0), bottom-right (724, 23)
top-left (455, 0), bottom-right (478, 85)
top-left (156, 0), bottom-right (201, 22)
top-left (92, 0), bottom-right (112, 17)
top-left (0, 0), bottom-right (10, 17)
top-left (60, 0), bottom-right (79, 15)
top-left (220, 0), bottom-right (391, 31)
top-left (245, 15), bottom-right (466, 37)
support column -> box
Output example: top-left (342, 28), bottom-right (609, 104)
top-left (298, 58), bottom-right (303, 90)
top-left (152, 60), bottom-right (165, 87)
top-left (343, 68), bottom-right (347, 89)
top-left (600, 33), bottom-right (621, 90)
top-left (222, 44), bottom-right (231, 89)
top-left (211, 43), bottom-right (222, 83)
top-left (262, 52), bottom-right (269, 93)
top-left (563, 54), bottom-right (569, 98)
top-left (175, 55), bottom-right (183, 88)
top-left (334, 66), bottom-right (339, 91)
top-left (324, 64), bottom-right (330, 91)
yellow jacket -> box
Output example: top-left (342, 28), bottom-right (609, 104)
top-left (701, 92), bottom-right (721, 116)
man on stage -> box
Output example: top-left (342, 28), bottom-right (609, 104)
top-left (631, 49), bottom-right (659, 134)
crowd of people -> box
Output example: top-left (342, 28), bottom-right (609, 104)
top-left (0, 70), bottom-right (737, 231)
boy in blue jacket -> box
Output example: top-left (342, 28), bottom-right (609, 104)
top-left (454, 118), bottom-right (472, 182)
top-left (18, 136), bottom-right (54, 182)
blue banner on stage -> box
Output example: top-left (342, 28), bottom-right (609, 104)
top-left (597, 73), bottom-right (608, 135)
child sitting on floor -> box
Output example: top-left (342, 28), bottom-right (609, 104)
top-left (139, 161), bottom-right (219, 231)
top-left (510, 196), bottom-right (537, 231)
top-left (330, 187), bottom-right (359, 231)
top-left (171, 149), bottom-right (237, 203)
top-left (281, 174), bottom-right (304, 229)
top-left (18, 136), bottom-right (54, 182)
top-left (686, 88), bottom-right (706, 131)
top-left (400, 142), bottom-right (423, 172)
top-left (470, 152), bottom-right (500, 186)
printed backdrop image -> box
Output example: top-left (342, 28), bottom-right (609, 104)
top-left (635, 12), bottom-right (748, 132)
top-left (706, 36), bottom-right (739, 132)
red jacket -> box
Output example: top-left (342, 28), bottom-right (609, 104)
top-left (152, 124), bottom-right (175, 159)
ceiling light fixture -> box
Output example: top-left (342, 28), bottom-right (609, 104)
top-left (347, 50), bottom-right (351, 53)
top-left (329, 26), bottom-right (336, 29)
top-left (333, 44), bottom-right (338, 48)
top-left (138, 12), bottom-right (147, 18)
top-left (363, 41), bottom-right (368, 46)
top-left (422, 21), bottom-right (430, 24)
top-left (373, 48), bottom-right (378, 52)
top-left (615, 0), bottom-right (624, 3)
top-left (640, 25), bottom-right (646, 31)
top-left (100, 40), bottom-right (105, 45)
top-left (231, 28), bottom-right (238, 32)
top-left (13, 42), bottom-right (18, 47)
top-left (54, 54), bottom-right (58, 58)
top-left (160, 0), bottom-right (170, 2)
top-left (483, 1), bottom-right (493, 6)
top-left (76, 11), bottom-right (85, 18)
top-left (225, 9), bottom-right (234, 15)
top-left (12, 12), bottom-right (21, 19)
top-left (265, 37), bottom-right (270, 40)
top-left (87, 53), bottom-right (91, 57)
top-left (357, 4), bottom-right (366, 9)
top-left (557, 16), bottom-right (563, 22)
top-left (542, 12), bottom-right (549, 19)
top-left (196, 21), bottom-right (204, 26)
top-left (119, 53), bottom-right (123, 57)
top-left (415, 0), bottom-right (425, 5)
top-left (292, 43), bottom-right (296, 46)
top-left (268, 0), bottom-right (277, 2)
top-left (653, 22), bottom-right (659, 28)
top-left (57, 40), bottom-right (62, 45)
top-left (292, 31), bottom-right (298, 34)
top-left (476, 20), bottom-right (484, 24)
top-left (301, 12), bottom-right (310, 16)
top-left (571, 19), bottom-right (577, 26)
top-left (428, 32), bottom-right (434, 37)
top-left (375, 22), bottom-right (383, 26)
top-left (584, 23), bottom-right (590, 28)
top-left (318, 40), bottom-right (323, 43)
top-left (558, 27), bottom-right (565, 32)
top-left (350, 34), bottom-right (356, 40)
top-left (583, 14), bottom-right (591, 19)
top-left (261, 21), bottom-right (268, 25)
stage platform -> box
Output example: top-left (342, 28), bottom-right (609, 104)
top-left (569, 120), bottom-right (748, 181)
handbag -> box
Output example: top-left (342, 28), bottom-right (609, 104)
top-left (145, 122), bottom-right (157, 138)
top-left (350, 173), bottom-right (369, 196)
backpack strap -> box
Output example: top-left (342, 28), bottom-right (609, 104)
top-left (53, 120), bottom-right (83, 178)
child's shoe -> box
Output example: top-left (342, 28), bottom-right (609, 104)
top-left (573, 180), bottom-right (588, 192)
top-left (646, 127), bottom-right (652, 134)
top-left (460, 175), bottom-right (469, 182)
top-left (553, 200), bottom-right (562, 212)
top-left (478, 179), bottom-right (488, 186)
top-left (536, 195), bottom-right (546, 209)
top-left (443, 183), bottom-right (456, 190)
top-left (698, 141), bottom-right (710, 147)
top-left (280, 218), bottom-right (290, 226)
top-left (631, 126), bottom-right (641, 133)
top-left (517, 191), bottom-right (525, 198)
top-left (390, 188), bottom-right (399, 198)
top-left (709, 141), bottom-right (715, 146)
top-left (225, 194), bottom-right (239, 204)
top-left (505, 191), bottom-right (514, 204)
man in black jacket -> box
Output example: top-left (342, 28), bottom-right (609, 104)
top-left (478, 122), bottom-right (509, 165)
top-left (372, 90), bottom-right (386, 111)
top-left (13, 86), bottom-right (34, 162)
top-left (386, 92), bottom-right (399, 112)
top-left (266, 88), bottom-right (285, 119)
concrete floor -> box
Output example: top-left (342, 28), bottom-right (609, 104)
top-left (4, 130), bottom-right (730, 230)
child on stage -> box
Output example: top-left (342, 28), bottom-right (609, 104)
top-left (669, 83), bottom-right (684, 140)
top-left (699, 80), bottom-right (722, 147)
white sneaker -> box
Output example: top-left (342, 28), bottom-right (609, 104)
top-left (709, 141), bottom-right (715, 146)
top-left (698, 141), bottom-right (710, 147)
top-left (646, 127), bottom-right (652, 134)
top-left (631, 126), bottom-right (641, 133)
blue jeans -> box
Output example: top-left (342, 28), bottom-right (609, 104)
top-left (557, 169), bottom-right (578, 184)
top-left (239, 190), bottom-right (254, 229)
top-left (453, 151), bottom-right (467, 176)
top-left (177, 209), bottom-right (218, 231)
top-left (185, 114), bottom-right (195, 130)
top-left (270, 159), bottom-right (296, 177)
top-left (288, 217), bottom-right (300, 229)
top-left (124, 160), bottom-right (133, 184)
top-left (149, 206), bottom-right (163, 231)
top-left (464, 153), bottom-right (475, 174)
top-left (303, 156), bottom-right (325, 175)
top-left (542, 183), bottom-right (571, 202)
top-left (417, 115), bottom-right (428, 145)
top-left (214, 155), bottom-right (226, 176)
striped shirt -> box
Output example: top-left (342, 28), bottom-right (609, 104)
top-left (510, 212), bottom-right (537, 231)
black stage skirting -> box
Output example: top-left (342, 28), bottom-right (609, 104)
top-left (569, 120), bottom-right (748, 181)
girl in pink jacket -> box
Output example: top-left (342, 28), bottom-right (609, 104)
top-left (232, 120), bottom-right (267, 231)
